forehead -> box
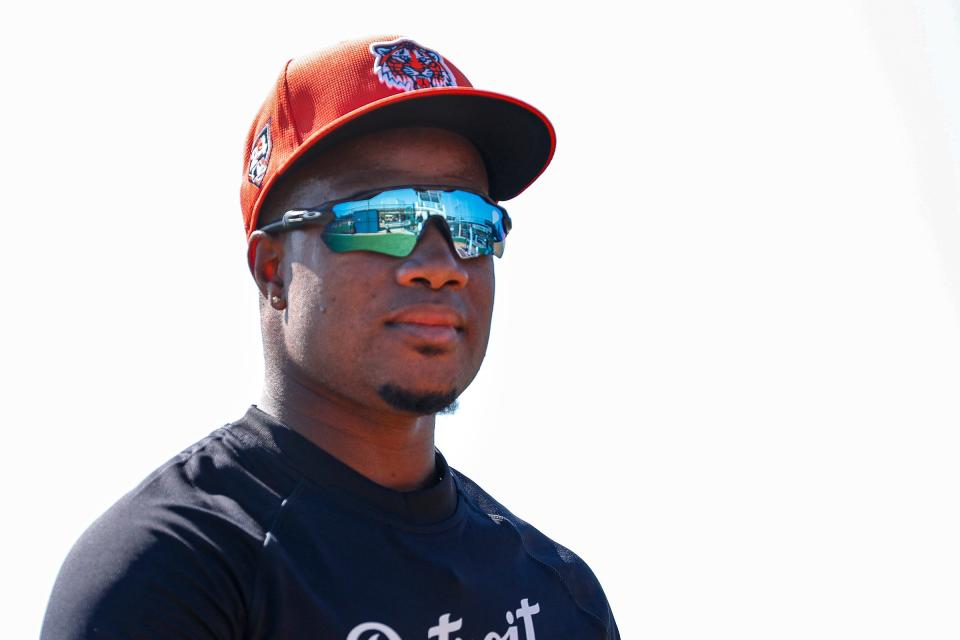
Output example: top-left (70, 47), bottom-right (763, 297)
top-left (262, 127), bottom-right (489, 222)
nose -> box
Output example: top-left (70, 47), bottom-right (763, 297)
top-left (395, 221), bottom-right (469, 290)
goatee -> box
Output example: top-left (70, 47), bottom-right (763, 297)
top-left (377, 384), bottom-right (460, 415)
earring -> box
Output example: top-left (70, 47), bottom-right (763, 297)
top-left (271, 295), bottom-right (283, 308)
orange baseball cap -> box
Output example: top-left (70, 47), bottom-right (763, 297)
top-left (239, 35), bottom-right (556, 240)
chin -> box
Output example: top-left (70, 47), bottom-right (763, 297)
top-left (377, 383), bottom-right (460, 416)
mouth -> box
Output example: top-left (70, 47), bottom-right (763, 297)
top-left (384, 305), bottom-right (465, 350)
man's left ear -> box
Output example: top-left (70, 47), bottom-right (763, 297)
top-left (249, 230), bottom-right (287, 310)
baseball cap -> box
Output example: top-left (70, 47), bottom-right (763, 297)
top-left (240, 35), bottom-right (556, 239)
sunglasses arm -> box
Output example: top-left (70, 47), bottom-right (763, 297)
top-left (259, 209), bottom-right (332, 234)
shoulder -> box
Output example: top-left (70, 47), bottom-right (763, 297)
top-left (451, 467), bottom-right (620, 639)
top-left (101, 421), bottom-right (297, 549)
top-left (41, 420), bottom-right (299, 639)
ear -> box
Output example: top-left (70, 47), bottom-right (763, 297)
top-left (249, 230), bottom-right (287, 310)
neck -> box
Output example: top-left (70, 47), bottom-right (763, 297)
top-left (259, 367), bottom-right (438, 492)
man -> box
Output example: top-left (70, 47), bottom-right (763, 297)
top-left (42, 36), bottom-right (619, 639)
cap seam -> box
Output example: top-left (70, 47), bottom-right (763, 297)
top-left (281, 58), bottom-right (302, 146)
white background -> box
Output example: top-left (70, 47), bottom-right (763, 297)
top-left (3, 1), bottom-right (960, 638)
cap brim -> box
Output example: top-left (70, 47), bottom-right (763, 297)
top-left (250, 88), bottom-right (556, 234)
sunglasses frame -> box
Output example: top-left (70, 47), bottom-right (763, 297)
top-left (258, 185), bottom-right (512, 259)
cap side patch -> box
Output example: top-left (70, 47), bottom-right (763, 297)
top-left (369, 38), bottom-right (457, 92)
top-left (247, 121), bottom-right (272, 188)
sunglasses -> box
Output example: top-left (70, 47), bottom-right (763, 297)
top-left (259, 186), bottom-right (512, 259)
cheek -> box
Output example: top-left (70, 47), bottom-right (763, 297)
top-left (468, 260), bottom-right (496, 338)
top-left (283, 256), bottom-right (388, 366)
top-left (283, 264), bottom-right (330, 362)
top-left (287, 262), bottom-right (327, 316)
top-left (476, 259), bottom-right (496, 305)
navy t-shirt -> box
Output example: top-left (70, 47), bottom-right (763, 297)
top-left (42, 407), bottom-right (619, 639)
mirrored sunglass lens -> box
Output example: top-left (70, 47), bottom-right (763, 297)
top-left (323, 188), bottom-right (508, 258)
top-left (322, 232), bottom-right (418, 257)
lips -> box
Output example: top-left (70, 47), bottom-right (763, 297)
top-left (384, 305), bottom-right (465, 348)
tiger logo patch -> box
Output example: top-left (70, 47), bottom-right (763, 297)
top-left (247, 121), bottom-right (272, 188)
top-left (370, 38), bottom-right (457, 92)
